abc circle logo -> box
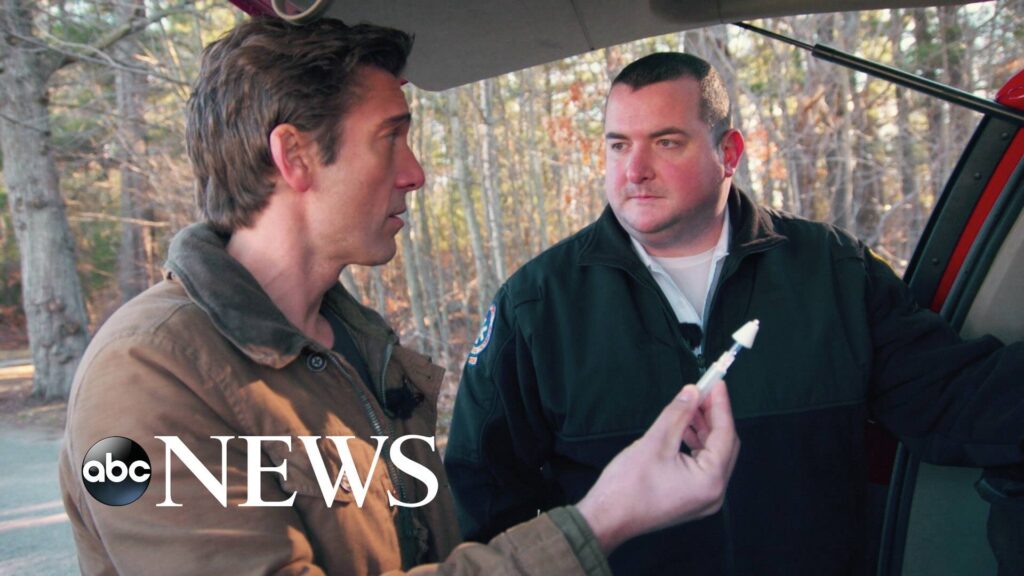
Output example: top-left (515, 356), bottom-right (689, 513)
top-left (81, 437), bottom-right (151, 506)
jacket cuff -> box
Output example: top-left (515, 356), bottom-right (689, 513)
top-left (548, 506), bottom-right (613, 576)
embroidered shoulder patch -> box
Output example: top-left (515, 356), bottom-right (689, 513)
top-left (467, 303), bottom-right (497, 366)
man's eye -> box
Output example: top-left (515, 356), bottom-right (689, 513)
top-left (609, 142), bottom-right (627, 152)
top-left (657, 139), bottom-right (680, 148)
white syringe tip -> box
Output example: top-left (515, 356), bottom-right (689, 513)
top-left (732, 319), bottom-right (760, 348)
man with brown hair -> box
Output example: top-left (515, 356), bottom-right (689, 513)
top-left (58, 19), bottom-right (740, 575)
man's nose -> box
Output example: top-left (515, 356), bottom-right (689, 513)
top-left (397, 146), bottom-right (425, 193)
top-left (625, 148), bottom-right (654, 184)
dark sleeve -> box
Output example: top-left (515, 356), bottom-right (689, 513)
top-left (977, 465), bottom-right (1024, 576)
top-left (445, 287), bottom-right (557, 542)
top-left (864, 246), bottom-right (1024, 466)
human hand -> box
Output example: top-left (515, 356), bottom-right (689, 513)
top-left (575, 380), bottom-right (739, 554)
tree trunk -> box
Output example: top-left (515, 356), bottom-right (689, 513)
top-left (913, 8), bottom-right (945, 194)
top-left (775, 45), bottom-right (804, 214)
top-left (421, 192), bottom-right (454, 366)
top-left (478, 78), bottom-right (506, 281)
top-left (115, 0), bottom-right (153, 302)
top-left (700, 26), bottom-right (752, 191)
top-left (399, 207), bottom-right (428, 354)
top-left (503, 76), bottom-right (530, 266)
top-left (939, 5), bottom-right (972, 176)
top-left (415, 191), bottom-right (448, 367)
top-left (410, 94), bottom-right (447, 365)
top-left (0, 0), bottom-right (89, 399)
top-left (542, 65), bottom-right (566, 238)
top-left (521, 68), bottom-right (549, 253)
top-left (891, 9), bottom-right (921, 267)
top-left (825, 14), bottom-right (856, 232)
top-left (445, 177), bottom-right (473, 338)
top-left (539, 66), bottom-right (569, 242)
top-left (445, 88), bottom-right (494, 315)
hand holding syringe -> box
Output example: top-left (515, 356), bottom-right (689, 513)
top-left (696, 320), bottom-right (760, 401)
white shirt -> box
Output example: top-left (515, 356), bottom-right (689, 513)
top-left (629, 207), bottom-right (731, 342)
top-left (653, 247), bottom-right (716, 320)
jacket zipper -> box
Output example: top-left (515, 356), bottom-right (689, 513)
top-left (590, 204), bottom-right (783, 574)
top-left (686, 253), bottom-right (740, 574)
top-left (377, 337), bottom-right (408, 502)
top-left (624, 264), bottom-right (713, 373)
top-left (697, 249), bottom-right (750, 370)
top-left (324, 351), bottom-right (409, 504)
top-left (696, 267), bottom-right (725, 374)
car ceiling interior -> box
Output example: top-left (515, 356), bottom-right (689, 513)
top-left (239, 0), bottom-right (984, 90)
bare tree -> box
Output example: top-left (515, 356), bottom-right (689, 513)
top-left (415, 192), bottom-right (449, 368)
top-left (477, 78), bottom-right (507, 282)
top-left (521, 68), bottom-right (549, 253)
top-left (889, 8), bottom-right (922, 267)
top-left (2, 0), bottom-right (91, 399)
top-left (817, 14), bottom-right (853, 231)
top-left (399, 209), bottom-right (429, 354)
top-left (408, 93), bottom-right (446, 364)
top-left (0, 0), bottom-right (192, 398)
top-left (114, 0), bottom-right (155, 301)
top-left (445, 88), bottom-right (495, 315)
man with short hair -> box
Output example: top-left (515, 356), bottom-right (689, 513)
top-left (446, 52), bottom-right (1024, 574)
top-left (58, 21), bottom-right (740, 576)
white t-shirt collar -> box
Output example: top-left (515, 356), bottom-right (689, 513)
top-left (629, 206), bottom-right (731, 330)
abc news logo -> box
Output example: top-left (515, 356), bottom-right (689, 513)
top-left (81, 435), bottom-right (438, 508)
top-left (82, 437), bottom-right (152, 506)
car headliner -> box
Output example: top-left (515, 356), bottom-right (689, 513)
top-left (230, 0), bottom-right (983, 90)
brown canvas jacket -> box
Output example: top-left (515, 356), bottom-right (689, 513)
top-left (58, 223), bottom-right (610, 576)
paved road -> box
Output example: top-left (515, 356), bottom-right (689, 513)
top-left (0, 426), bottom-right (79, 575)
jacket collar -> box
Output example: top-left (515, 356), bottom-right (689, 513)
top-left (579, 186), bottom-right (787, 270)
top-left (164, 223), bottom-right (396, 370)
top-left (726, 186), bottom-right (788, 257)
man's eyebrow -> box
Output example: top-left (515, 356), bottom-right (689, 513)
top-left (649, 127), bottom-right (687, 138)
top-left (604, 127), bottom-right (688, 140)
top-left (380, 113), bottom-right (412, 129)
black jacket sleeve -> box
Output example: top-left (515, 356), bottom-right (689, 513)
top-left (864, 245), bottom-right (1024, 466)
top-left (445, 287), bottom-right (557, 542)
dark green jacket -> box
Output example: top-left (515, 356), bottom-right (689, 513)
top-left (446, 188), bottom-right (1024, 575)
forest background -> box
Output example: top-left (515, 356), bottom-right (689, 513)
top-left (1, 0), bottom-right (1023, 442)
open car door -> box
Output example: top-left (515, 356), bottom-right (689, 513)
top-left (878, 68), bottom-right (1024, 576)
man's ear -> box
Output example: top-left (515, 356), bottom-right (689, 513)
top-left (269, 124), bottom-right (315, 193)
top-left (719, 129), bottom-right (745, 177)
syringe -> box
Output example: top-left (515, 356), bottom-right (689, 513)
top-left (695, 319), bottom-right (760, 401)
